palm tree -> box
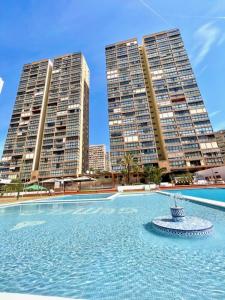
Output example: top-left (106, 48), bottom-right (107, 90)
top-left (132, 164), bottom-right (142, 183)
top-left (120, 153), bottom-right (135, 184)
top-left (121, 169), bottom-right (128, 185)
top-left (144, 166), bottom-right (166, 185)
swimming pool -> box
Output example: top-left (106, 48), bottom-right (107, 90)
top-left (0, 193), bottom-right (225, 299)
top-left (37, 193), bottom-right (115, 203)
top-left (166, 188), bottom-right (225, 202)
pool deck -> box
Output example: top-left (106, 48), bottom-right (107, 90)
top-left (159, 184), bottom-right (225, 190)
top-left (0, 192), bottom-right (120, 208)
top-left (0, 189), bottom-right (117, 205)
top-left (1, 184), bottom-right (225, 208)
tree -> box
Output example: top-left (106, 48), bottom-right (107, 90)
top-left (4, 178), bottom-right (24, 200)
top-left (120, 153), bottom-right (135, 184)
top-left (144, 166), bottom-right (166, 185)
top-left (132, 164), bottom-right (142, 183)
top-left (121, 169), bottom-right (128, 185)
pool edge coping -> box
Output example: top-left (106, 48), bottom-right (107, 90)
top-left (0, 192), bottom-right (121, 209)
top-left (157, 190), bottom-right (225, 210)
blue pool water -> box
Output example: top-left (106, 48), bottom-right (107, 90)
top-left (40, 193), bottom-right (114, 202)
top-left (166, 188), bottom-right (225, 202)
top-left (0, 193), bottom-right (225, 299)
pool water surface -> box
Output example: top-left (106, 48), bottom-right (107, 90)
top-left (41, 193), bottom-right (115, 201)
top-left (0, 193), bottom-right (225, 299)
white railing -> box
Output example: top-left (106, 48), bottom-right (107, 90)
top-left (117, 184), bottom-right (157, 192)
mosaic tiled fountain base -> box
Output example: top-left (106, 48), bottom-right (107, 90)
top-left (152, 206), bottom-right (213, 237)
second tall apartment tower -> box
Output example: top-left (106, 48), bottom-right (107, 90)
top-left (106, 29), bottom-right (223, 172)
top-left (0, 53), bottom-right (89, 180)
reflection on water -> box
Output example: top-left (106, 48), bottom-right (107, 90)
top-left (10, 220), bottom-right (46, 231)
top-left (0, 202), bottom-right (138, 216)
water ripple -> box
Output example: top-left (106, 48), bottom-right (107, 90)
top-left (0, 194), bottom-right (225, 299)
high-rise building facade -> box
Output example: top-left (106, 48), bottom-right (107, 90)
top-left (0, 53), bottom-right (89, 180)
top-left (38, 53), bottom-right (89, 179)
top-left (214, 130), bottom-right (225, 163)
top-left (105, 29), bottom-right (223, 172)
top-left (89, 144), bottom-right (107, 172)
top-left (105, 151), bottom-right (112, 172)
top-left (106, 38), bottom-right (159, 172)
top-left (0, 59), bottom-right (52, 180)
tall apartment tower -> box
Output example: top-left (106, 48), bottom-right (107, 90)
top-left (0, 53), bottom-right (89, 180)
top-left (89, 144), bottom-right (106, 172)
top-left (0, 60), bottom-right (52, 180)
top-left (106, 38), bottom-right (159, 172)
top-left (105, 29), bottom-right (223, 172)
top-left (38, 53), bottom-right (89, 179)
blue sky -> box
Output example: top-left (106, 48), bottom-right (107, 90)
top-left (0, 0), bottom-right (225, 156)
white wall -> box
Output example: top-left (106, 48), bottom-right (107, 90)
top-left (196, 166), bottom-right (225, 181)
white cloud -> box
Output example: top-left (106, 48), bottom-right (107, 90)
top-left (209, 110), bottom-right (221, 118)
top-left (138, 0), bottom-right (171, 27)
top-left (193, 22), bottom-right (220, 66)
top-left (0, 77), bottom-right (4, 94)
top-left (164, 15), bottom-right (225, 20)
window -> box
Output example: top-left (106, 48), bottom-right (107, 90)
top-left (190, 108), bottom-right (206, 114)
top-left (200, 142), bottom-right (218, 149)
top-left (124, 136), bottom-right (139, 143)
top-left (160, 112), bottom-right (174, 119)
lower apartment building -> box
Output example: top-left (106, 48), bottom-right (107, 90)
top-left (105, 29), bottom-right (223, 173)
top-left (89, 144), bottom-right (107, 172)
top-left (0, 53), bottom-right (89, 181)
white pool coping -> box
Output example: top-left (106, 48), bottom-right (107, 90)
top-left (157, 190), bottom-right (225, 209)
top-left (119, 192), bottom-right (153, 197)
top-left (107, 192), bottom-right (121, 199)
top-left (0, 293), bottom-right (84, 300)
top-left (0, 193), bottom-right (121, 208)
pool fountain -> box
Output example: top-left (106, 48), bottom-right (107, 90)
top-left (152, 193), bottom-right (213, 237)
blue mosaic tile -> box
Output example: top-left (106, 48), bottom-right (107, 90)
top-left (152, 216), bottom-right (213, 237)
